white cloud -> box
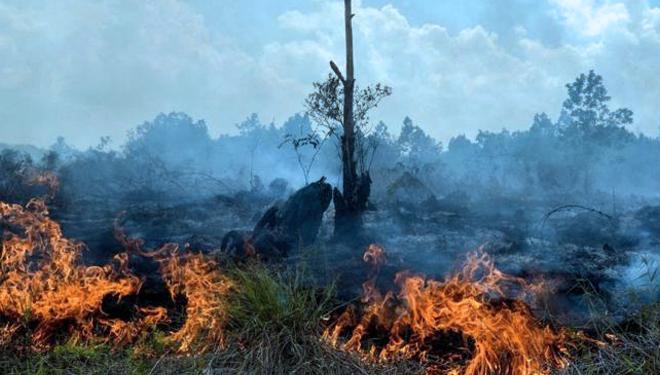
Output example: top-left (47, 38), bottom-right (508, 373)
top-left (268, 2), bottom-right (568, 142)
top-left (0, 0), bottom-right (659, 148)
top-left (0, 0), bottom-right (306, 147)
top-left (266, 0), bottom-right (660, 141)
top-left (550, 0), bottom-right (630, 36)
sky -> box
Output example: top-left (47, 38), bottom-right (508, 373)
top-left (1, 0), bottom-right (660, 148)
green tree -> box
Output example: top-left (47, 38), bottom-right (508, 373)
top-left (559, 70), bottom-right (634, 193)
top-left (560, 70), bottom-right (633, 145)
top-left (397, 117), bottom-right (442, 173)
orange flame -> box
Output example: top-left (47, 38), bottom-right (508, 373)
top-left (1, 190), bottom-right (572, 372)
top-left (139, 243), bottom-right (233, 352)
top-left (363, 244), bottom-right (386, 267)
top-left (0, 197), bottom-right (231, 352)
top-left (0, 198), bottom-right (144, 347)
top-left (324, 246), bottom-right (569, 375)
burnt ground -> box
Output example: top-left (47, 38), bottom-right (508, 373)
top-left (50, 185), bottom-right (660, 329)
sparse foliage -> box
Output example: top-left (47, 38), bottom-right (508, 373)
top-left (305, 74), bottom-right (392, 144)
top-left (280, 131), bottom-right (324, 185)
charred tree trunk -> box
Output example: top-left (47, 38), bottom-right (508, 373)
top-left (330, 0), bottom-right (370, 239)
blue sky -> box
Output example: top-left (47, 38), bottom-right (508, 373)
top-left (1, 0), bottom-right (660, 147)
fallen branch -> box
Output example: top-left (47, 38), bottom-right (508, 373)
top-left (542, 204), bottom-right (614, 227)
top-left (533, 204), bottom-right (616, 245)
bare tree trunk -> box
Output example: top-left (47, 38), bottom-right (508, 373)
top-left (331, 0), bottom-right (371, 239)
top-left (342, 0), bottom-right (355, 200)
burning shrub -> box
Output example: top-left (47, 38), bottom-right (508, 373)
top-left (0, 150), bottom-right (53, 205)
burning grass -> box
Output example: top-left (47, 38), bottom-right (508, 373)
top-left (0, 194), bottom-right (658, 374)
top-left (0, 197), bottom-right (233, 352)
top-left (0, 198), bottom-right (146, 348)
top-left (0, 258), bottom-right (404, 374)
top-left (323, 246), bottom-right (570, 374)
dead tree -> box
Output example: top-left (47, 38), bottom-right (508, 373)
top-left (304, 0), bottom-right (390, 239)
top-left (331, 0), bottom-right (365, 237)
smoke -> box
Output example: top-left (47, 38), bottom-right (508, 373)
top-left (1, 70), bottom-right (659, 326)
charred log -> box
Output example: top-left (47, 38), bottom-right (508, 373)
top-left (221, 177), bottom-right (332, 260)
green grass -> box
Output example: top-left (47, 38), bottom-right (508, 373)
top-left (227, 262), bottom-right (334, 335)
top-left (558, 254), bottom-right (659, 375)
top-left (1, 343), bottom-right (130, 374)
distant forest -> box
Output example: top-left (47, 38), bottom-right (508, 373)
top-left (2, 70), bottom-right (659, 209)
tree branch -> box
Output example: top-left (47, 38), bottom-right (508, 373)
top-left (329, 61), bottom-right (346, 84)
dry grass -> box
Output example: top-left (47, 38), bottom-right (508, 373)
top-left (559, 256), bottom-right (659, 375)
top-left (560, 302), bottom-right (659, 375)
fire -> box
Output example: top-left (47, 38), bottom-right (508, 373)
top-left (0, 195), bottom-right (232, 352)
top-left (118, 238), bottom-right (233, 353)
top-left (324, 247), bottom-right (569, 375)
top-left (0, 176), bottom-right (572, 372)
top-left (0, 198), bottom-right (144, 347)
top-left (363, 243), bottom-right (386, 267)
top-left (159, 250), bottom-right (232, 352)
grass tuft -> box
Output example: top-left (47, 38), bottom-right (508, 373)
top-left (226, 262), bottom-right (334, 336)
